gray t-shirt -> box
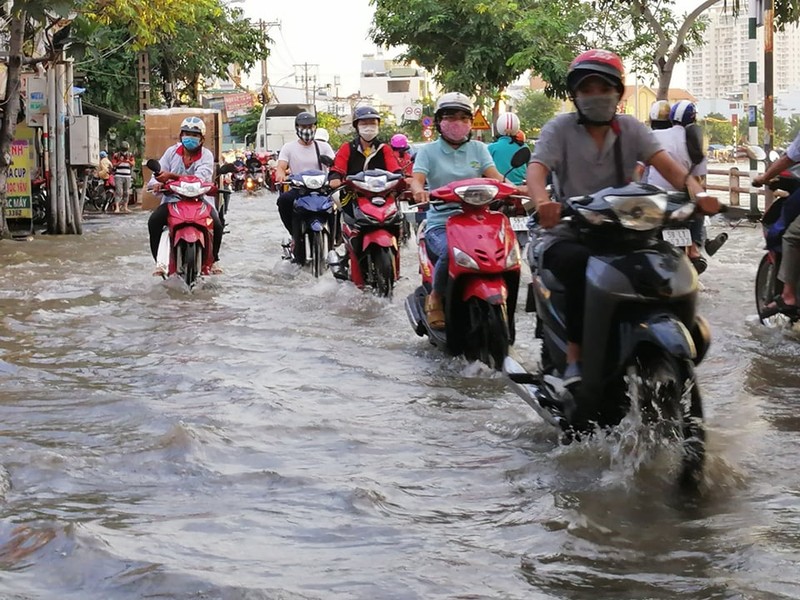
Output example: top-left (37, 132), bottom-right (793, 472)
top-left (278, 139), bottom-right (335, 173)
top-left (531, 112), bottom-right (663, 201)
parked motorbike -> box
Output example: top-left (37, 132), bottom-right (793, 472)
top-left (283, 167), bottom-right (335, 277)
top-left (147, 158), bottom-right (234, 288)
top-left (506, 182), bottom-right (716, 487)
top-left (31, 176), bottom-right (48, 225)
top-left (85, 173), bottom-right (116, 213)
top-left (754, 165), bottom-right (800, 324)
top-left (405, 177), bottom-right (522, 368)
top-left (328, 168), bottom-right (406, 297)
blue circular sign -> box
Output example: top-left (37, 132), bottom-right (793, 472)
top-left (422, 116), bottom-right (433, 127)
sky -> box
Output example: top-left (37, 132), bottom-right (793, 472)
top-left (239, 0), bottom-right (721, 97)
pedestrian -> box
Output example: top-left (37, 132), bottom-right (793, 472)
top-left (112, 141), bottom-right (136, 213)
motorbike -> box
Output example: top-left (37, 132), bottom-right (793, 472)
top-left (31, 176), bottom-right (48, 225)
top-left (506, 182), bottom-right (716, 488)
top-left (284, 166), bottom-right (335, 277)
top-left (405, 177), bottom-right (522, 368)
top-left (327, 168), bottom-right (406, 297)
top-left (216, 167), bottom-right (233, 230)
top-left (85, 173), bottom-right (116, 213)
top-left (245, 165), bottom-right (264, 195)
top-left (754, 164), bottom-right (800, 324)
top-left (146, 158), bottom-right (235, 288)
top-left (232, 165), bottom-right (246, 192)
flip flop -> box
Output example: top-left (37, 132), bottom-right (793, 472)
top-left (762, 296), bottom-right (799, 318)
top-left (425, 296), bottom-right (445, 330)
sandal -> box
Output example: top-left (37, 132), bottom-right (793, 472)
top-left (763, 295), bottom-right (799, 316)
top-left (425, 295), bottom-right (445, 330)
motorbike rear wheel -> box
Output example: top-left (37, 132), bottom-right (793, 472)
top-left (463, 298), bottom-right (510, 369)
top-left (369, 246), bottom-right (395, 298)
top-left (754, 252), bottom-right (798, 325)
top-left (626, 346), bottom-right (705, 489)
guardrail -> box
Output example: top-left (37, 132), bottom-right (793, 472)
top-left (706, 167), bottom-right (774, 209)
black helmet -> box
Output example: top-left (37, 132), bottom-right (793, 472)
top-left (352, 105), bottom-right (381, 128)
top-left (295, 111), bottom-right (317, 127)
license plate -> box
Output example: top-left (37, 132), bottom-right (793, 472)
top-left (509, 216), bottom-right (529, 232)
top-left (662, 228), bottom-right (692, 247)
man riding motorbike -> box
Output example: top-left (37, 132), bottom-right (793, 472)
top-left (752, 129), bottom-right (800, 313)
top-left (409, 92), bottom-right (511, 330)
top-left (526, 49), bottom-right (718, 388)
top-left (147, 116), bottom-right (224, 275)
top-left (274, 111), bottom-right (336, 257)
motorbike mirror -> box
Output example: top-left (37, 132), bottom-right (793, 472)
top-left (218, 163), bottom-right (237, 175)
top-left (769, 149), bottom-right (781, 162)
top-left (319, 155), bottom-right (334, 168)
top-left (146, 158), bottom-right (162, 174)
top-left (745, 145), bottom-right (767, 162)
top-left (510, 146), bottom-right (532, 169)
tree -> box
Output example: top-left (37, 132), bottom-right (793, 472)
top-left (514, 90), bottom-right (561, 137)
top-left (702, 113), bottom-right (734, 145)
top-left (229, 105), bottom-right (262, 143)
top-left (370, 0), bottom-right (591, 105)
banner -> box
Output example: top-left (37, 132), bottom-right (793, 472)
top-left (6, 135), bottom-right (35, 219)
top-left (223, 93), bottom-right (254, 120)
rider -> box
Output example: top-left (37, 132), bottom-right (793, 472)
top-left (314, 127), bottom-right (330, 143)
top-left (390, 133), bottom-right (414, 178)
top-left (245, 151), bottom-right (262, 175)
top-left (526, 49), bottom-right (718, 388)
top-left (274, 111), bottom-right (336, 249)
top-left (146, 116), bottom-right (224, 275)
top-left (488, 112), bottom-right (527, 185)
top-left (752, 130), bottom-right (800, 312)
top-left (643, 99), bottom-right (713, 272)
top-left (409, 92), bottom-right (508, 330)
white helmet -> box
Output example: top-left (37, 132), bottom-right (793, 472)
top-left (180, 116), bottom-right (206, 136)
top-left (314, 127), bottom-right (330, 142)
top-left (649, 100), bottom-right (671, 123)
top-left (434, 92), bottom-right (473, 118)
top-left (495, 112), bottom-right (520, 136)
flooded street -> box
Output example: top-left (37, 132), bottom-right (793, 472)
top-left (1, 192), bottom-right (800, 599)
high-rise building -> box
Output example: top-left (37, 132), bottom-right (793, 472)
top-left (686, 4), bottom-right (800, 100)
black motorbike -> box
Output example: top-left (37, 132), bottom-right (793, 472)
top-left (506, 182), bottom-right (715, 488)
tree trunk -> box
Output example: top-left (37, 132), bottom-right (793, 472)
top-left (0, 11), bottom-right (27, 238)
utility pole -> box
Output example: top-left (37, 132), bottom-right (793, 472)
top-left (137, 52), bottom-right (150, 114)
top-left (764, 0), bottom-right (775, 210)
top-left (294, 62), bottom-right (318, 105)
top-left (258, 19), bottom-right (280, 103)
top-left (747, 0), bottom-right (762, 221)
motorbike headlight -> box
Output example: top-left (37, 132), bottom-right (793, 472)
top-left (453, 184), bottom-right (499, 206)
top-left (605, 194), bottom-right (667, 231)
top-left (301, 174), bottom-right (326, 190)
top-left (505, 241), bottom-right (521, 268)
top-left (453, 247), bottom-right (480, 270)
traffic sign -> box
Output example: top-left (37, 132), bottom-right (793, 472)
top-left (471, 109), bottom-right (491, 130)
top-left (422, 127), bottom-right (433, 139)
top-left (422, 116), bottom-right (433, 128)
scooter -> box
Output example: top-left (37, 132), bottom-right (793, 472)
top-left (283, 166), bottom-right (335, 277)
top-left (328, 168), bottom-right (406, 298)
top-left (147, 158), bottom-right (234, 288)
top-left (506, 183), bottom-right (715, 487)
top-left (405, 177), bottom-right (522, 369)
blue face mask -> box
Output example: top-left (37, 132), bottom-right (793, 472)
top-left (181, 136), bottom-right (201, 151)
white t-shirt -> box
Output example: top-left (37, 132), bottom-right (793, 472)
top-left (278, 139), bottom-right (335, 173)
top-left (645, 126), bottom-right (707, 191)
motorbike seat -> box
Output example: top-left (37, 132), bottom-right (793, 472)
top-left (540, 268), bottom-right (566, 293)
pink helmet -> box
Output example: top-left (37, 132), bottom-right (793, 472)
top-left (390, 133), bottom-right (409, 150)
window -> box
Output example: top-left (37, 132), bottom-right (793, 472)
top-left (387, 80), bottom-right (410, 93)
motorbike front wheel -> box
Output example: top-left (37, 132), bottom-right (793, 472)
top-left (368, 245), bottom-right (396, 298)
top-left (463, 298), bottom-right (510, 369)
top-left (754, 252), bottom-right (798, 326)
top-left (310, 230), bottom-right (329, 278)
top-left (178, 241), bottom-right (202, 288)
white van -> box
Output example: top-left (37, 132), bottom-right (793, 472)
top-left (254, 103), bottom-right (316, 155)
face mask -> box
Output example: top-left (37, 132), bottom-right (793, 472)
top-left (358, 125), bottom-right (379, 142)
top-left (575, 94), bottom-right (619, 124)
top-left (439, 120), bottom-right (472, 143)
top-left (297, 127), bottom-right (315, 143)
top-left (181, 136), bottom-right (201, 151)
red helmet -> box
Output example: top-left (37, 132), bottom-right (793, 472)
top-left (567, 49), bottom-right (625, 96)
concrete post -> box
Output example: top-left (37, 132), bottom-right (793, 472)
top-left (747, 0), bottom-right (762, 220)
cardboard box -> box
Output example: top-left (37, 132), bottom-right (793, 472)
top-left (141, 108), bottom-right (223, 210)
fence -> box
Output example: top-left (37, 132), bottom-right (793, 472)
top-left (706, 166), bottom-right (774, 210)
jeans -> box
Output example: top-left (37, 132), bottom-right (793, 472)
top-left (689, 215), bottom-right (705, 245)
top-left (542, 240), bottom-right (592, 344)
top-left (277, 188), bottom-right (300, 234)
top-left (425, 225), bottom-right (449, 295)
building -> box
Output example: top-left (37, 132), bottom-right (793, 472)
top-left (686, 4), bottom-right (800, 100)
top-left (359, 54), bottom-right (435, 123)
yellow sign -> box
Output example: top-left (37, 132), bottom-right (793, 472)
top-left (472, 109), bottom-right (491, 130)
top-left (6, 128), bottom-right (35, 220)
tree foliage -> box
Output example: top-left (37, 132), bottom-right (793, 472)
top-left (513, 90), bottom-right (562, 136)
top-left (228, 105), bottom-right (262, 142)
top-left (702, 113), bottom-right (735, 145)
top-left (370, 0), bottom-right (591, 102)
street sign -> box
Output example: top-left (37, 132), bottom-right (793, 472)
top-left (472, 109), bottom-right (491, 130)
top-left (422, 116), bottom-right (433, 128)
top-left (403, 106), bottom-right (422, 121)
top-left (422, 127), bottom-right (433, 139)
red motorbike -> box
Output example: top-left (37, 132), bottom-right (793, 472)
top-left (147, 159), bottom-right (234, 288)
top-left (329, 169), bottom-right (406, 297)
top-left (405, 177), bottom-right (522, 369)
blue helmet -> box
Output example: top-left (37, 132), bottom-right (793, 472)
top-left (670, 100), bottom-right (697, 126)
top-left (99, 150), bottom-right (108, 158)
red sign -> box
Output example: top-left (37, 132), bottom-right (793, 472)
top-left (223, 93), bottom-right (254, 119)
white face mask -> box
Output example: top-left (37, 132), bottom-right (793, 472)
top-left (358, 125), bottom-right (379, 142)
